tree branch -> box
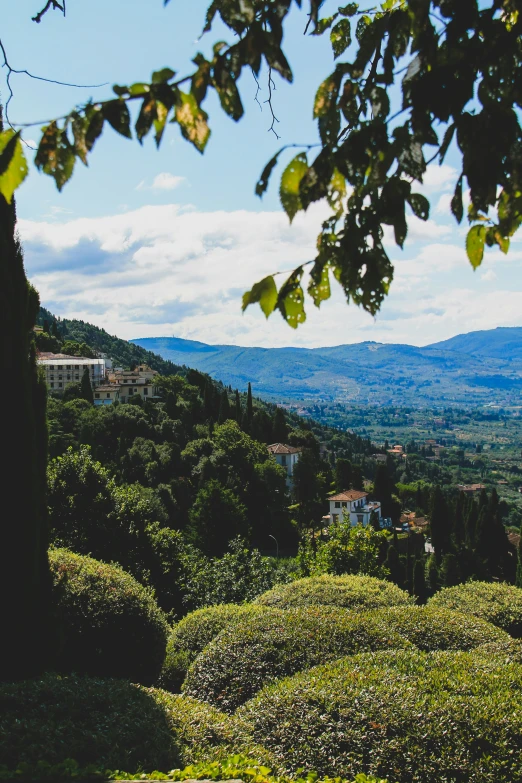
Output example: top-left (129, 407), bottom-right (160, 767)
top-left (32, 0), bottom-right (65, 24)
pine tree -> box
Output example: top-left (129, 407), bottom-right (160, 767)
top-left (413, 557), bottom-right (427, 604)
top-left (80, 366), bottom-right (94, 404)
top-left (1, 111), bottom-right (52, 679)
top-left (272, 406), bottom-right (288, 443)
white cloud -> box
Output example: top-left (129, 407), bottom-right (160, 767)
top-left (136, 173), bottom-right (187, 191)
top-left (419, 163), bottom-right (458, 194)
top-left (18, 202), bottom-right (522, 349)
top-left (481, 269), bottom-right (497, 282)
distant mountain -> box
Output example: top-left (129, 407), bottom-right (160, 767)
top-left (428, 327), bottom-right (522, 360)
top-left (132, 328), bottom-right (522, 407)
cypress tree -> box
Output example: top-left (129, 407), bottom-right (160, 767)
top-left (429, 485), bottom-right (452, 563)
top-left (272, 406), bottom-right (288, 443)
top-left (0, 112), bottom-right (52, 679)
top-left (440, 552), bottom-right (461, 587)
top-left (516, 527), bottom-right (522, 589)
top-left (234, 389), bottom-right (241, 422)
top-left (413, 557), bottom-right (427, 604)
top-left (246, 382), bottom-right (253, 421)
top-left (218, 389), bottom-right (231, 423)
top-left (426, 554), bottom-right (439, 596)
top-left (384, 544), bottom-right (404, 588)
top-left (80, 366), bottom-right (94, 404)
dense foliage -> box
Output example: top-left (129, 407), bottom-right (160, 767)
top-left (238, 649), bottom-right (522, 782)
top-left (159, 604), bottom-right (269, 693)
top-left (0, 674), bottom-right (256, 773)
top-left (428, 580), bottom-right (522, 638)
top-left (183, 605), bottom-right (412, 712)
top-left (49, 548), bottom-right (169, 684)
top-left (255, 574), bottom-right (413, 610)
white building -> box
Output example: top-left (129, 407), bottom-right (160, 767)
top-left (326, 490), bottom-right (392, 529)
top-left (38, 353), bottom-right (106, 393)
top-left (268, 443), bottom-right (301, 487)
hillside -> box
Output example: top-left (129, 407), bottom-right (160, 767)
top-left (132, 329), bottom-right (522, 407)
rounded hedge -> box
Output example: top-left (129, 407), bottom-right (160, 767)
top-left (370, 605), bottom-right (509, 651)
top-left (0, 674), bottom-right (258, 773)
top-left (428, 580), bottom-right (522, 638)
top-left (255, 574), bottom-right (413, 611)
top-left (183, 606), bottom-right (413, 712)
top-left (158, 603), bottom-right (268, 692)
top-left (237, 649), bottom-right (522, 782)
top-left (50, 548), bottom-right (169, 684)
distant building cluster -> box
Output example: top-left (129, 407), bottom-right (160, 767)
top-left (37, 354), bottom-right (159, 405)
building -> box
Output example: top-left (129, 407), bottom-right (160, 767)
top-left (456, 483), bottom-right (486, 494)
top-left (38, 353), bottom-right (106, 392)
top-left (267, 443), bottom-right (301, 487)
top-left (326, 490), bottom-right (392, 529)
top-left (94, 385), bottom-right (121, 405)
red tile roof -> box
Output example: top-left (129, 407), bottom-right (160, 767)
top-left (268, 443), bottom-right (301, 454)
top-left (329, 490), bottom-right (368, 502)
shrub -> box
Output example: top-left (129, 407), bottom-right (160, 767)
top-left (370, 605), bottom-right (509, 651)
top-left (183, 606), bottom-right (412, 712)
top-left (238, 649), bottom-right (522, 782)
top-left (428, 580), bottom-right (522, 638)
top-left (255, 574), bottom-right (413, 611)
top-left (158, 604), bottom-right (268, 692)
top-left (0, 675), bottom-right (257, 774)
top-left (50, 548), bottom-right (169, 684)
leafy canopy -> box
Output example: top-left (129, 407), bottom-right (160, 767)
top-left (4, 0), bottom-right (522, 325)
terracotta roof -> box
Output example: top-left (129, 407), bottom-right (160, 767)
top-left (268, 443), bottom-right (301, 454)
top-left (329, 490), bottom-right (368, 502)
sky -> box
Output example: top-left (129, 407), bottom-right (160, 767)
top-left (3, 0), bottom-right (522, 348)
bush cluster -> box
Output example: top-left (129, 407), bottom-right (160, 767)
top-left (370, 605), bottom-right (509, 651)
top-left (428, 580), bottom-right (522, 638)
top-left (50, 548), bottom-right (169, 684)
top-left (255, 574), bottom-right (413, 611)
top-left (183, 606), bottom-right (412, 712)
top-left (0, 675), bottom-right (258, 774)
top-left (238, 649), bottom-right (522, 782)
top-left (158, 604), bottom-right (268, 692)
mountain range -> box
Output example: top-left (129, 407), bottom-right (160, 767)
top-left (132, 327), bottom-right (522, 407)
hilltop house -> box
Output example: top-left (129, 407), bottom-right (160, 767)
top-left (268, 443), bottom-right (301, 488)
top-left (325, 490), bottom-right (392, 529)
top-left (37, 353), bottom-right (106, 392)
top-left (98, 365), bottom-right (159, 404)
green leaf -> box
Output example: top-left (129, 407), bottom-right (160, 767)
top-left (339, 3), bottom-right (359, 16)
top-left (407, 193), bottom-right (430, 221)
top-left (242, 276), bottom-right (278, 318)
top-left (278, 268), bottom-right (306, 329)
top-left (175, 92), bottom-right (210, 153)
top-left (279, 153), bottom-right (308, 222)
top-left (35, 122), bottom-right (76, 191)
top-left (451, 175), bottom-right (464, 224)
top-left (152, 67), bottom-right (176, 84)
top-left (71, 113), bottom-right (89, 164)
top-left (439, 122), bottom-right (455, 163)
top-left (135, 96), bottom-right (157, 143)
top-left (466, 224), bottom-right (487, 269)
top-left (0, 130), bottom-right (28, 203)
top-left (327, 168), bottom-right (346, 215)
top-left (102, 100), bottom-right (132, 139)
top-left (255, 149), bottom-right (283, 198)
top-left (312, 14), bottom-right (339, 35)
top-left (212, 66), bottom-right (244, 121)
top-left (308, 264), bottom-right (331, 307)
top-left (112, 84), bottom-right (129, 97)
top-left (330, 19), bottom-right (352, 58)
top-left (153, 101), bottom-right (170, 148)
top-left (314, 71), bottom-right (342, 118)
top-left (129, 82), bottom-right (150, 96)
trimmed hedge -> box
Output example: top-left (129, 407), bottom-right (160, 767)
top-left (238, 649), bottom-right (522, 782)
top-left (183, 605), bottom-right (413, 712)
top-left (0, 675), bottom-right (258, 773)
top-left (370, 605), bottom-right (509, 651)
top-left (428, 580), bottom-right (522, 638)
top-left (255, 574), bottom-right (413, 611)
top-left (159, 604), bottom-right (268, 692)
top-left (50, 548), bottom-right (169, 684)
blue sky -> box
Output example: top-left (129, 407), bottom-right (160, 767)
top-left (4, 1), bottom-right (522, 347)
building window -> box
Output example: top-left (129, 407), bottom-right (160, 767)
top-left (75, 365), bottom-right (79, 369)
top-left (281, 455), bottom-right (287, 466)
top-left (143, 387), bottom-right (148, 395)
top-left (58, 382), bottom-right (63, 388)
top-left (75, 375), bottom-right (79, 381)
top-left (67, 375), bottom-right (71, 380)
top-left (342, 502), bottom-right (347, 508)
top-left (106, 393), bottom-right (111, 398)
top-left (50, 375), bottom-right (54, 380)
top-left (95, 393), bottom-right (100, 399)
top-left (50, 382), bottom-right (54, 388)
top-left (66, 365), bottom-right (71, 369)
top-left (129, 389), bottom-right (133, 395)
top-left (357, 514), bottom-right (364, 524)
top-left (58, 375), bottom-right (62, 380)
top-left (335, 502), bottom-right (341, 508)
top-left (49, 364), bottom-right (54, 370)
